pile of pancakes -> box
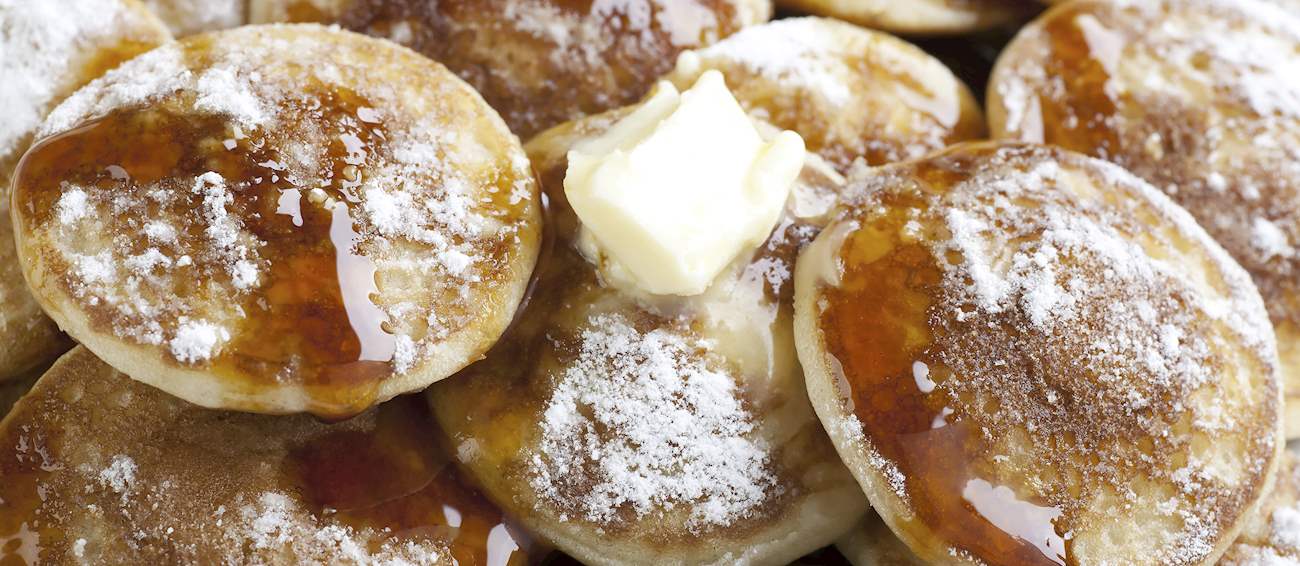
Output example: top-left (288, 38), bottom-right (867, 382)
top-left (1, 0), bottom-right (1298, 565)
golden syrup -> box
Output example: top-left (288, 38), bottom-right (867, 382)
top-left (11, 81), bottom-right (397, 419)
top-left (285, 396), bottom-right (538, 566)
top-left (816, 159), bottom-right (1072, 566)
top-left (276, 0), bottom-right (743, 137)
top-left (1022, 3), bottom-right (1122, 156)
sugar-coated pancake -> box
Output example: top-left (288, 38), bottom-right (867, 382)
top-left (0, 346), bottom-right (537, 565)
top-left (140, 0), bottom-right (247, 36)
top-left (427, 105), bottom-right (867, 566)
top-left (836, 514), bottom-right (925, 566)
top-left (772, 0), bottom-right (1031, 35)
top-left (11, 25), bottom-right (542, 418)
top-left (665, 17), bottom-right (986, 176)
top-left (1220, 449), bottom-right (1300, 564)
top-left (987, 0), bottom-right (1300, 437)
top-left (794, 142), bottom-right (1282, 565)
top-left (0, 0), bottom-right (170, 382)
top-left (249, 0), bottom-right (770, 138)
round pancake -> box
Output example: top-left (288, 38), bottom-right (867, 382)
top-left (772, 0), bottom-right (1031, 35)
top-left (0, 0), bottom-right (170, 381)
top-left (140, 0), bottom-right (247, 36)
top-left (10, 25), bottom-right (542, 418)
top-left (836, 514), bottom-right (925, 566)
top-left (426, 105), bottom-right (867, 566)
top-left (987, 0), bottom-right (1300, 437)
top-left (248, 0), bottom-right (770, 139)
top-left (665, 17), bottom-right (986, 176)
top-left (1219, 449), bottom-right (1300, 564)
top-left (0, 346), bottom-right (537, 565)
top-left (794, 142), bottom-right (1282, 565)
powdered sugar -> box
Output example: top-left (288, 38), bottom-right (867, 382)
top-left (0, 0), bottom-right (158, 168)
top-left (530, 313), bottom-right (777, 531)
top-left (830, 144), bottom-right (1280, 566)
top-left (686, 18), bottom-right (852, 107)
top-left (170, 319), bottom-right (230, 363)
top-left (140, 0), bottom-right (244, 36)
top-left (26, 25), bottom-right (537, 382)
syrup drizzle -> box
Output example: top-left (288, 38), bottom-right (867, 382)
top-left (11, 82), bottom-right (398, 419)
top-left (818, 176), bottom-right (1072, 566)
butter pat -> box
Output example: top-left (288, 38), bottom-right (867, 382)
top-left (564, 71), bottom-right (806, 296)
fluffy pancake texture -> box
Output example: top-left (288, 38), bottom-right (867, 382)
top-left (249, 0), bottom-right (769, 138)
top-left (666, 17), bottom-right (986, 176)
top-left (771, 0), bottom-right (1031, 35)
top-left (11, 25), bottom-right (542, 417)
top-left (140, 0), bottom-right (247, 36)
top-left (0, 0), bottom-right (170, 381)
top-left (0, 347), bottom-right (534, 565)
top-left (987, 0), bottom-right (1300, 436)
top-left (1220, 449), bottom-right (1300, 565)
top-left (794, 143), bottom-right (1282, 565)
top-left (426, 107), bottom-right (867, 566)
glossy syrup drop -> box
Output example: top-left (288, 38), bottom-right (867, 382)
top-left (1019, 4), bottom-right (1123, 155)
top-left (11, 83), bottom-right (399, 419)
top-left (284, 396), bottom-right (537, 566)
top-left (816, 174), bottom-right (1071, 566)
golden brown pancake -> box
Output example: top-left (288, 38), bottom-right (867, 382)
top-left (795, 142), bottom-right (1282, 565)
top-left (249, 0), bottom-right (770, 138)
top-left (1220, 449), bottom-right (1300, 564)
top-left (0, 0), bottom-right (170, 382)
top-left (11, 25), bottom-right (542, 418)
top-left (0, 346), bottom-right (537, 565)
top-left (772, 0), bottom-right (1032, 35)
top-left (426, 104), bottom-right (868, 566)
top-left (140, 0), bottom-right (248, 36)
top-left (665, 16), bottom-right (986, 176)
top-left (987, 0), bottom-right (1300, 437)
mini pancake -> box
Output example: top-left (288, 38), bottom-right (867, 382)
top-left (0, 0), bottom-right (170, 381)
top-left (10, 25), bottom-right (542, 418)
top-left (140, 0), bottom-right (247, 36)
top-left (771, 0), bottom-right (1031, 35)
top-left (426, 105), bottom-right (867, 566)
top-left (665, 17), bottom-right (986, 176)
top-left (794, 143), bottom-right (1282, 565)
top-left (835, 513), bottom-right (925, 566)
top-left (248, 0), bottom-right (770, 138)
top-left (0, 346), bottom-right (537, 565)
top-left (1219, 450), bottom-right (1300, 564)
top-left (987, 0), bottom-right (1300, 437)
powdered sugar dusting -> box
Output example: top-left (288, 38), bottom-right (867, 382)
top-left (832, 144), bottom-right (1279, 565)
top-left (687, 18), bottom-right (852, 107)
top-left (27, 25), bottom-right (538, 381)
top-left (993, 0), bottom-right (1300, 328)
top-left (0, 0), bottom-right (159, 170)
top-left (529, 313), bottom-right (778, 531)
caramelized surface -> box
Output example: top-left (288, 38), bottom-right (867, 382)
top-left (0, 0), bottom-right (169, 381)
top-left (800, 143), bottom-right (1281, 565)
top-left (991, 0), bottom-right (1300, 332)
top-left (426, 108), bottom-right (865, 564)
top-left (11, 26), bottom-right (541, 417)
top-left (1220, 450), bottom-right (1300, 564)
top-left (255, 0), bottom-right (757, 137)
top-left (0, 347), bottom-right (535, 565)
top-left (668, 17), bottom-right (986, 175)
